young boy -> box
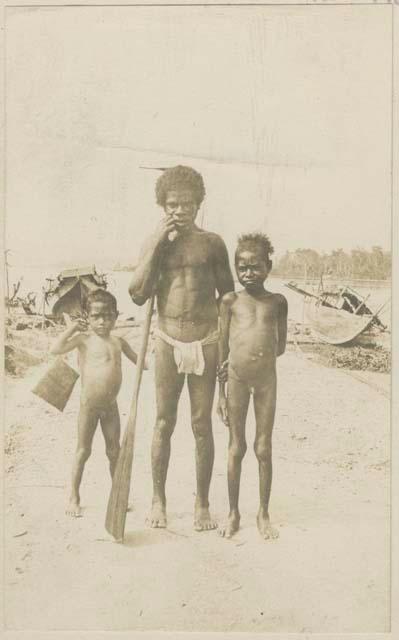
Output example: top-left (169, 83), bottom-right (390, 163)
top-left (217, 233), bottom-right (288, 540)
top-left (51, 289), bottom-right (139, 517)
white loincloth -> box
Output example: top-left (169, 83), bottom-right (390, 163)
top-left (155, 328), bottom-right (219, 376)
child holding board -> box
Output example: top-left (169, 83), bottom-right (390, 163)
top-left (51, 289), bottom-right (139, 517)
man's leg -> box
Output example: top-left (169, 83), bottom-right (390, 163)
top-left (150, 337), bottom-right (184, 528)
top-left (253, 373), bottom-right (279, 540)
top-left (67, 404), bottom-right (98, 517)
top-left (99, 402), bottom-right (121, 477)
top-left (218, 373), bottom-right (250, 538)
top-left (187, 343), bottom-right (218, 531)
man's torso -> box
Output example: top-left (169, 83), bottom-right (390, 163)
top-left (157, 229), bottom-right (219, 341)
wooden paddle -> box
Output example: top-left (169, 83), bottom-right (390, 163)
top-left (105, 293), bottom-right (155, 541)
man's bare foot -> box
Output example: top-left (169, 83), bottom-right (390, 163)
top-left (147, 501), bottom-right (167, 528)
top-left (194, 505), bottom-right (217, 531)
top-left (66, 499), bottom-right (82, 518)
top-left (257, 511), bottom-right (279, 540)
top-left (218, 511), bottom-right (240, 538)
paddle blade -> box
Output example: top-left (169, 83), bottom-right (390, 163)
top-left (105, 413), bottom-right (136, 541)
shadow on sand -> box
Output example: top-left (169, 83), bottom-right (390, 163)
top-left (122, 527), bottom-right (183, 548)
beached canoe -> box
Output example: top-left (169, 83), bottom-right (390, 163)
top-left (44, 266), bottom-right (107, 318)
top-left (303, 298), bottom-right (379, 345)
top-left (286, 281), bottom-right (389, 346)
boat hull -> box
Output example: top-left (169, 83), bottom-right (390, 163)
top-left (50, 275), bottom-right (106, 317)
top-left (304, 299), bottom-right (374, 345)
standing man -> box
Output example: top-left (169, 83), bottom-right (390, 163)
top-left (129, 166), bottom-right (234, 531)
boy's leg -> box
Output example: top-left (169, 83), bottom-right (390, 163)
top-left (219, 372), bottom-right (250, 538)
top-left (150, 337), bottom-right (185, 527)
top-left (67, 404), bottom-right (98, 517)
top-left (187, 343), bottom-right (218, 531)
top-left (99, 402), bottom-right (121, 477)
top-left (253, 373), bottom-right (279, 540)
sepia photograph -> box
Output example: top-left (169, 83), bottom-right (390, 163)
top-left (2, 1), bottom-right (396, 636)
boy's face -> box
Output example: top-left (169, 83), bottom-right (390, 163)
top-left (235, 249), bottom-right (271, 291)
top-left (87, 301), bottom-right (117, 336)
top-left (164, 188), bottom-right (199, 232)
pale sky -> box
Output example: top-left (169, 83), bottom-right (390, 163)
top-left (5, 5), bottom-right (392, 268)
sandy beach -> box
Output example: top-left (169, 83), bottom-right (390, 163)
top-left (4, 341), bottom-right (390, 633)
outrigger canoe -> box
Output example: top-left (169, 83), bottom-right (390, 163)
top-left (285, 281), bottom-right (389, 346)
top-left (44, 266), bottom-right (107, 318)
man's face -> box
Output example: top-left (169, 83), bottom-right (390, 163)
top-left (164, 189), bottom-right (199, 232)
top-left (235, 249), bottom-right (271, 291)
top-left (87, 301), bottom-right (117, 337)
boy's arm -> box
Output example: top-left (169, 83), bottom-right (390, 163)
top-left (277, 295), bottom-right (288, 356)
top-left (119, 338), bottom-right (138, 365)
top-left (50, 321), bottom-right (86, 355)
top-left (218, 293), bottom-right (233, 375)
top-left (217, 293), bottom-right (234, 425)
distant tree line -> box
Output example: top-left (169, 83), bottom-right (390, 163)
top-left (273, 247), bottom-right (391, 280)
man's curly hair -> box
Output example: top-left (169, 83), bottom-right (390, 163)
top-left (155, 165), bottom-right (206, 207)
top-left (235, 232), bottom-right (274, 264)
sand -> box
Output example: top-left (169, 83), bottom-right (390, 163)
top-left (4, 348), bottom-right (390, 632)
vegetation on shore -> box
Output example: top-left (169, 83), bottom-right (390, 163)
top-left (273, 247), bottom-right (391, 280)
top-left (114, 247), bottom-right (391, 280)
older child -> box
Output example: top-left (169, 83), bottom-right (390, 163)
top-left (217, 233), bottom-right (288, 540)
top-left (51, 289), bottom-right (139, 517)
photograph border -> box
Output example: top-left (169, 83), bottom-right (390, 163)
top-left (1, 1), bottom-right (397, 638)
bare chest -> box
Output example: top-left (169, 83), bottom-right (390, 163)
top-left (232, 296), bottom-right (278, 329)
top-left (81, 337), bottom-right (121, 366)
top-left (161, 236), bottom-right (212, 272)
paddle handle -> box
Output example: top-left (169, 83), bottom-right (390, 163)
top-left (105, 293), bottom-right (155, 541)
top-left (128, 293), bottom-right (155, 417)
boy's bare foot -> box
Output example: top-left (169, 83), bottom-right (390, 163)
top-left (194, 505), bottom-right (217, 531)
top-left (147, 501), bottom-right (167, 528)
top-left (66, 499), bottom-right (82, 518)
top-left (257, 511), bottom-right (279, 540)
top-left (218, 511), bottom-right (240, 538)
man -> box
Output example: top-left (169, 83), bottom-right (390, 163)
top-left (129, 165), bottom-right (234, 531)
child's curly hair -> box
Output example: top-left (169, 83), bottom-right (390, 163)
top-left (155, 165), bottom-right (206, 207)
top-left (84, 289), bottom-right (118, 313)
top-left (235, 232), bottom-right (274, 264)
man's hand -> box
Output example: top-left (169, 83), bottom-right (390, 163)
top-left (155, 216), bottom-right (178, 244)
top-left (217, 396), bottom-right (229, 427)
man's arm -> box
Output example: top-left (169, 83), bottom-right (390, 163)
top-left (50, 321), bottom-right (86, 355)
top-left (128, 218), bottom-right (176, 306)
top-left (212, 235), bottom-right (235, 301)
top-left (277, 295), bottom-right (288, 356)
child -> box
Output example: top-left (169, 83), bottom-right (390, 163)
top-left (217, 233), bottom-right (288, 540)
top-left (50, 289), bottom-right (139, 517)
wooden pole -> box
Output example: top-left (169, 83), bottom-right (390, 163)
top-left (5, 250), bottom-right (10, 301)
top-left (105, 293), bottom-right (155, 541)
top-left (41, 288), bottom-right (46, 330)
